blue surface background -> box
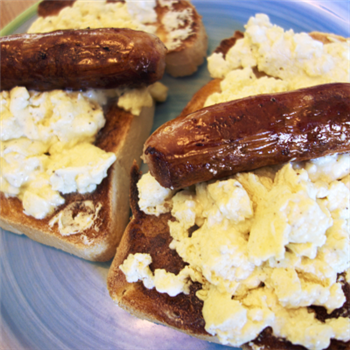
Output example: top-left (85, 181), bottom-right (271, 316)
top-left (1, 1), bottom-right (349, 349)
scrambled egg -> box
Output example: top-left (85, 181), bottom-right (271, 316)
top-left (205, 14), bottom-right (350, 107)
top-left (28, 0), bottom-right (154, 34)
top-left (126, 154), bottom-right (350, 349)
top-left (0, 87), bottom-right (116, 219)
top-left (0, 82), bottom-right (167, 221)
top-left (28, 0), bottom-right (194, 51)
top-left (121, 14), bottom-right (350, 350)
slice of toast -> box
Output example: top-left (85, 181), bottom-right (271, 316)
top-left (0, 102), bottom-right (155, 262)
top-left (107, 28), bottom-right (350, 349)
top-left (107, 163), bottom-right (213, 342)
top-left (31, 0), bottom-right (208, 78)
top-left (0, 26), bottom-right (166, 261)
top-left (108, 162), bottom-right (350, 350)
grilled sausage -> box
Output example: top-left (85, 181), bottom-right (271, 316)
top-left (144, 83), bottom-right (350, 190)
top-left (0, 28), bottom-right (166, 91)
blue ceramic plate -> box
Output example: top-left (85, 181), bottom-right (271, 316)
top-left (1, 2), bottom-right (349, 350)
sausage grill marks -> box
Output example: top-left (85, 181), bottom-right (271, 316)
top-left (144, 83), bottom-right (350, 190)
top-left (0, 28), bottom-right (167, 91)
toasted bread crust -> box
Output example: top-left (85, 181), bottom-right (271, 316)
top-left (0, 171), bottom-right (116, 261)
top-left (213, 30), bottom-right (244, 58)
top-left (178, 30), bottom-right (348, 116)
top-left (155, 1), bottom-right (208, 77)
top-left (108, 163), bottom-right (350, 349)
top-left (38, 0), bottom-right (76, 17)
top-left (0, 103), bottom-right (155, 261)
top-left (107, 163), bottom-right (211, 339)
top-left (178, 78), bottom-right (222, 118)
top-left (309, 31), bottom-right (349, 44)
top-left (37, 0), bottom-right (128, 18)
top-left (108, 30), bottom-right (350, 348)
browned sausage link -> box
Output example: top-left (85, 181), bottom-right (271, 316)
top-left (0, 28), bottom-right (166, 91)
top-left (144, 83), bottom-right (350, 190)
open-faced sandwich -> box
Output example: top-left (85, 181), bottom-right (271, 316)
top-left (107, 14), bottom-right (350, 350)
top-left (28, 0), bottom-right (208, 77)
top-left (0, 28), bottom-right (167, 261)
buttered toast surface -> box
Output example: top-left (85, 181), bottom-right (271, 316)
top-left (2, 2), bottom-right (349, 350)
top-left (109, 162), bottom-right (350, 350)
top-left (108, 13), bottom-right (350, 350)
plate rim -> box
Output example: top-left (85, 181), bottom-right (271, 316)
top-left (0, 1), bottom-right (40, 36)
top-left (1, 2), bottom-right (349, 350)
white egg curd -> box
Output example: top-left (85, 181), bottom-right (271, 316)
top-left (205, 14), bottom-right (350, 107)
top-left (121, 14), bottom-right (350, 350)
top-left (125, 154), bottom-right (350, 350)
top-left (27, 0), bottom-right (195, 51)
top-left (0, 83), bottom-right (166, 222)
top-left (0, 87), bottom-right (115, 219)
